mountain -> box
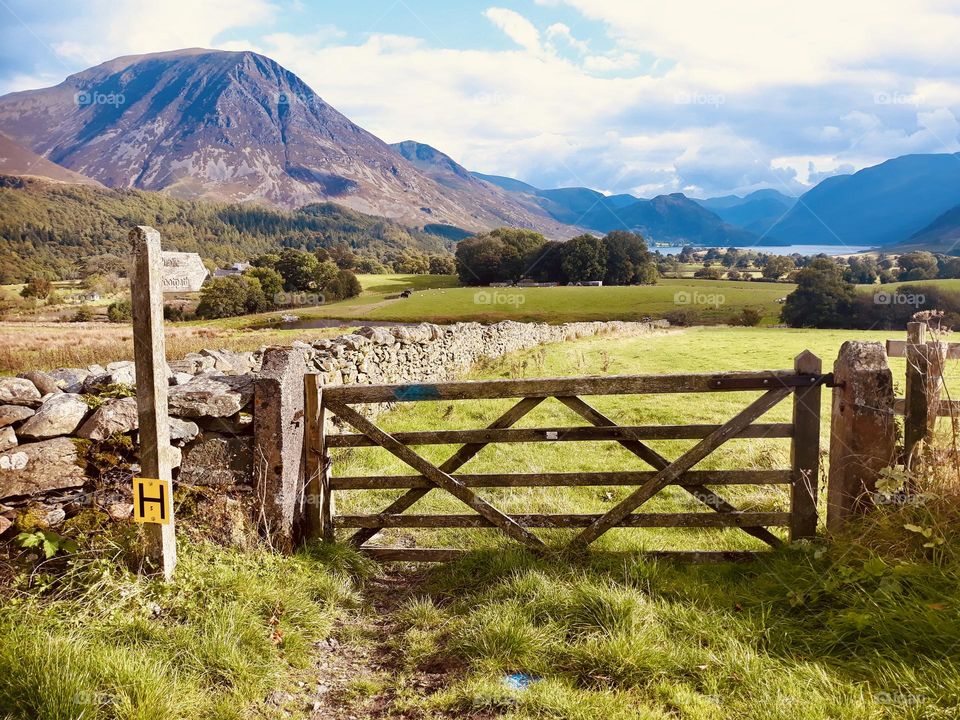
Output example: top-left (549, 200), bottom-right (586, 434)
top-left (696, 189), bottom-right (795, 236)
top-left (764, 153), bottom-right (960, 246)
top-left (897, 204), bottom-right (960, 252)
top-left (463, 170), bottom-right (755, 245)
top-left (470, 172), bottom-right (539, 194)
top-left (389, 140), bottom-right (573, 235)
top-left (0, 133), bottom-right (101, 186)
top-left (612, 194), bottom-right (763, 246)
top-left (0, 174), bottom-right (450, 283)
top-left (0, 49), bottom-right (570, 237)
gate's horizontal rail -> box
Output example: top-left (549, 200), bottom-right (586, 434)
top-left (887, 339), bottom-right (960, 359)
top-left (330, 469), bottom-right (792, 490)
top-left (325, 423), bottom-right (794, 448)
top-left (360, 547), bottom-right (766, 563)
top-left (335, 511), bottom-right (790, 529)
top-left (319, 371), bottom-right (825, 404)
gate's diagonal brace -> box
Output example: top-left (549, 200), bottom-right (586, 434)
top-left (348, 396), bottom-right (545, 546)
top-left (556, 396), bottom-right (783, 548)
top-left (569, 387), bottom-right (792, 549)
top-left (325, 399), bottom-right (546, 550)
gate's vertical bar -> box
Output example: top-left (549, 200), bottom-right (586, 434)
top-left (790, 350), bottom-right (822, 541)
top-left (304, 374), bottom-right (334, 541)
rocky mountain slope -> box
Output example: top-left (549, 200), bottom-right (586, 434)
top-left (0, 49), bottom-right (570, 237)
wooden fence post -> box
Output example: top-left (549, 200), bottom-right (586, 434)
top-left (903, 321), bottom-right (944, 473)
top-left (130, 226), bottom-right (177, 581)
top-left (304, 374), bottom-right (334, 541)
top-left (790, 350), bottom-right (821, 541)
top-left (827, 341), bottom-right (897, 533)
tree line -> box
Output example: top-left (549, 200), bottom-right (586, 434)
top-left (195, 248), bottom-right (363, 319)
top-left (454, 229), bottom-right (658, 286)
top-left (781, 258), bottom-right (960, 330)
top-left (0, 176), bottom-right (454, 283)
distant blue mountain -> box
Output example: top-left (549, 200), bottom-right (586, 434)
top-left (696, 189), bottom-right (796, 237)
top-left (470, 172), bottom-right (758, 245)
top-left (764, 153), bottom-right (960, 246)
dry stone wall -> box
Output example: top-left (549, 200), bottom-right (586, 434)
top-left (0, 319), bottom-right (666, 537)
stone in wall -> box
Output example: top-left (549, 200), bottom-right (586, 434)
top-left (179, 434), bottom-right (253, 486)
top-left (17, 394), bottom-right (90, 440)
top-left (0, 437), bottom-right (88, 500)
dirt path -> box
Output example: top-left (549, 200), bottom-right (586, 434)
top-left (296, 570), bottom-right (470, 720)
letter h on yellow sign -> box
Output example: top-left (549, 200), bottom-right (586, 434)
top-left (133, 478), bottom-right (172, 525)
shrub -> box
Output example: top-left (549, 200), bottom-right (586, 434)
top-left (70, 306), bottom-right (95, 322)
top-left (20, 277), bottom-right (52, 299)
top-left (106, 299), bottom-right (132, 323)
top-left (734, 306), bottom-right (764, 326)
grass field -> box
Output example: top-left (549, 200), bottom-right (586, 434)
top-left (240, 275), bottom-right (793, 327)
top-left (4, 326), bottom-right (960, 719)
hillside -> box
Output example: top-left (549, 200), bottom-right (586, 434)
top-left (896, 204), bottom-right (960, 252)
top-left (764, 153), bottom-right (960, 246)
top-left (0, 176), bottom-right (450, 282)
top-left (0, 49), bottom-right (571, 237)
top-left (0, 133), bottom-right (102, 186)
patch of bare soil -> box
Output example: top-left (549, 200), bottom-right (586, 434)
top-left (279, 570), bottom-right (481, 720)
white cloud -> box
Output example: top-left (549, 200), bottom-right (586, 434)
top-left (49, 0), bottom-right (277, 66)
top-left (484, 7), bottom-right (543, 55)
top-left (545, 22), bottom-right (588, 53)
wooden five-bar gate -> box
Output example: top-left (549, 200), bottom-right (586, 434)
top-left (303, 351), bottom-right (828, 562)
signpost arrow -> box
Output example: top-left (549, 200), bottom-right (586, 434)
top-left (160, 251), bottom-right (208, 293)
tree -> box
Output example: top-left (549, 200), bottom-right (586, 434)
top-left (602, 231), bottom-right (655, 285)
top-left (455, 234), bottom-right (520, 285)
top-left (428, 255), bottom-right (456, 275)
top-left (325, 269), bottom-right (363, 300)
top-left (561, 235), bottom-right (606, 283)
top-left (395, 250), bottom-right (431, 274)
top-left (898, 251), bottom-right (938, 281)
top-left (524, 241), bottom-right (566, 283)
top-left (694, 266), bottom-right (724, 279)
top-left (245, 266), bottom-right (284, 303)
top-left (20, 277), bottom-right (52, 299)
top-left (313, 259), bottom-right (341, 290)
top-left (275, 248), bottom-right (321, 291)
top-left (844, 255), bottom-right (879, 284)
top-left (196, 276), bottom-right (268, 319)
top-left (781, 258), bottom-right (857, 328)
top-left (762, 256), bottom-right (796, 280)
top-left (81, 254), bottom-right (128, 278)
top-left (355, 257), bottom-right (389, 274)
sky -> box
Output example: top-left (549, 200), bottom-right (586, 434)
top-left (1, 0), bottom-right (960, 199)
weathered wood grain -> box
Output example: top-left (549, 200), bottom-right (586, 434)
top-left (325, 423), bottom-right (793, 447)
top-left (330, 469), bottom-right (792, 490)
top-left (130, 226), bottom-right (177, 581)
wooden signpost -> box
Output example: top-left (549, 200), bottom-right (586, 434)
top-left (130, 226), bottom-right (207, 581)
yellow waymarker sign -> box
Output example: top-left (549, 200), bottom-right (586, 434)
top-left (133, 478), bottom-right (172, 525)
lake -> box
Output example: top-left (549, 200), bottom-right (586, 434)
top-left (652, 244), bottom-right (872, 256)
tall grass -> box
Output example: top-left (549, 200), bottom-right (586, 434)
top-left (0, 530), bottom-right (374, 720)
